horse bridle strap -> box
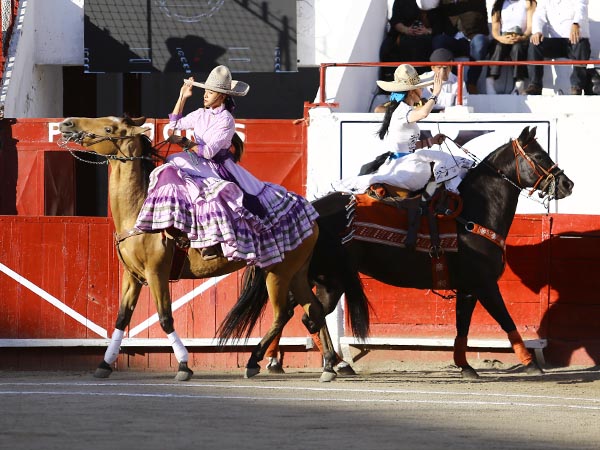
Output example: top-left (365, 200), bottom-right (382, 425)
top-left (59, 130), bottom-right (160, 163)
top-left (455, 216), bottom-right (506, 251)
top-left (511, 139), bottom-right (560, 198)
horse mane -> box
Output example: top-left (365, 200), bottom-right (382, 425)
top-left (459, 126), bottom-right (537, 191)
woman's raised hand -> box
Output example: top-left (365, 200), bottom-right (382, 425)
top-left (180, 77), bottom-right (195, 99)
top-left (432, 71), bottom-right (443, 97)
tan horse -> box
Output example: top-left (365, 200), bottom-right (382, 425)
top-left (59, 116), bottom-right (327, 381)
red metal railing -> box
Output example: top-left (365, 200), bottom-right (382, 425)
top-left (311, 59), bottom-right (600, 111)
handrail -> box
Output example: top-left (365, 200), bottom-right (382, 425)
top-left (314, 59), bottom-right (600, 108)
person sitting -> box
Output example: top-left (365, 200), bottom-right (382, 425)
top-left (337, 64), bottom-right (473, 195)
top-left (486, 0), bottom-right (536, 95)
top-left (135, 65), bottom-right (319, 265)
top-left (379, 0), bottom-right (433, 82)
top-left (525, 0), bottom-right (591, 95)
top-left (420, 48), bottom-right (468, 111)
top-left (419, 0), bottom-right (491, 95)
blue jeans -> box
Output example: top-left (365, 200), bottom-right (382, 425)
top-left (433, 33), bottom-right (490, 86)
top-left (527, 37), bottom-right (591, 89)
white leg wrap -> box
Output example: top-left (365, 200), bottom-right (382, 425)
top-left (104, 329), bottom-right (125, 364)
top-left (168, 331), bottom-right (188, 363)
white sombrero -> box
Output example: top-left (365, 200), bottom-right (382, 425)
top-left (188, 65), bottom-right (250, 96)
top-left (376, 64), bottom-right (434, 92)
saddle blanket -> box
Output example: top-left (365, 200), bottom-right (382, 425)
top-left (352, 193), bottom-right (458, 252)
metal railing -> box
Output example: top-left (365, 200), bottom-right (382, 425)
top-left (311, 59), bottom-right (600, 109)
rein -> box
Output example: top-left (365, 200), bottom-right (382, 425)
top-left (439, 135), bottom-right (560, 253)
top-left (445, 136), bottom-right (561, 208)
top-left (58, 130), bottom-right (167, 164)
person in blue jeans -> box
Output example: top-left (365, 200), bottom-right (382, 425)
top-left (421, 0), bottom-right (491, 94)
top-left (525, 0), bottom-right (591, 95)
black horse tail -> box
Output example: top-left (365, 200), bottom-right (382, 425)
top-left (216, 266), bottom-right (268, 343)
top-left (339, 253), bottom-right (370, 340)
top-left (311, 220), bottom-right (371, 340)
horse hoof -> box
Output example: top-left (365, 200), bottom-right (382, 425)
top-left (174, 362), bottom-right (193, 381)
top-left (175, 369), bottom-right (193, 381)
top-left (93, 361), bottom-right (113, 378)
top-left (245, 366), bottom-right (260, 378)
top-left (266, 362), bottom-right (285, 374)
top-left (319, 370), bottom-right (337, 383)
top-left (525, 361), bottom-right (544, 375)
top-left (460, 365), bottom-right (480, 379)
top-left (335, 364), bottom-right (357, 376)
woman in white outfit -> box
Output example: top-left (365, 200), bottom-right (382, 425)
top-left (335, 64), bottom-right (473, 194)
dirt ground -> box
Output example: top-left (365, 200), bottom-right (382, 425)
top-left (1, 360), bottom-right (600, 450)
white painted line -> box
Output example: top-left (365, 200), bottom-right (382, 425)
top-left (0, 262), bottom-right (107, 338)
top-left (127, 274), bottom-right (232, 337)
top-left (2, 389), bottom-right (600, 411)
top-left (3, 381), bottom-right (600, 405)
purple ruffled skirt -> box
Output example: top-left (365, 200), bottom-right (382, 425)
top-left (135, 163), bottom-right (318, 268)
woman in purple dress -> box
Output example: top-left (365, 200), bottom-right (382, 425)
top-left (135, 65), bottom-right (318, 266)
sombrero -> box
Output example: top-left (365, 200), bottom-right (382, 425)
top-left (187, 65), bottom-right (250, 96)
top-left (376, 64), bottom-right (434, 92)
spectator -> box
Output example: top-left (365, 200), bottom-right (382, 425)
top-left (379, 0), bottom-right (433, 82)
top-left (486, 0), bottom-right (536, 95)
top-left (418, 0), bottom-right (491, 94)
top-left (420, 48), bottom-right (468, 111)
top-left (525, 0), bottom-right (591, 95)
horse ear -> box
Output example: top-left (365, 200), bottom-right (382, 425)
top-left (130, 116), bottom-right (147, 126)
top-left (529, 126), bottom-right (537, 141)
top-left (518, 126), bottom-right (530, 143)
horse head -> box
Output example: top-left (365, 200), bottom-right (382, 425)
top-left (516, 126), bottom-right (574, 201)
top-left (489, 126), bottom-right (574, 202)
top-left (59, 116), bottom-right (150, 158)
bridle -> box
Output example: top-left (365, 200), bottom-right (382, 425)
top-left (58, 128), bottom-right (163, 164)
top-left (446, 135), bottom-right (563, 207)
top-left (510, 138), bottom-right (563, 203)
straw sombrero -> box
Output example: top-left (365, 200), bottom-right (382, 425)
top-left (376, 64), bottom-right (434, 92)
top-left (187, 65), bottom-right (250, 96)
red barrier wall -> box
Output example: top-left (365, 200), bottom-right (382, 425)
top-left (1, 119), bottom-right (599, 370)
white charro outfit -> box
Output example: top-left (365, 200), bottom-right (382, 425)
top-left (334, 101), bottom-right (473, 194)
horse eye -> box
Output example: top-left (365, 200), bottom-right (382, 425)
top-left (104, 127), bottom-right (113, 133)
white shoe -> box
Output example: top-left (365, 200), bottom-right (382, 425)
top-left (512, 80), bottom-right (525, 95)
top-left (486, 77), bottom-right (497, 95)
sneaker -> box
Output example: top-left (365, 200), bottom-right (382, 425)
top-left (571, 86), bottom-right (583, 95)
top-left (524, 84), bottom-right (542, 95)
top-left (513, 80), bottom-right (526, 95)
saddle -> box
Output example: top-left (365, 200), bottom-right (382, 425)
top-left (354, 182), bottom-right (463, 289)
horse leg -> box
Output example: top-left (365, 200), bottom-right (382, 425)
top-left (94, 273), bottom-right (142, 378)
top-left (146, 273), bottom-right (193, 381)
top-left (455, 291), bottom-right (480, 379)
top-left (244, 273), bottom-right (294, 378)
top-left (475, 284), bottom-right (543, 375)
top-left (314, 326), bottom-right (340, 382)
top-left (264, 333), bottom-right (285, 374)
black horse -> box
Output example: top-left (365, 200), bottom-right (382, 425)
top-left (220, 126), bottom-right (574, 379)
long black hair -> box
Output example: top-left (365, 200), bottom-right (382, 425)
top-left (377, 100), bottom-right (401, 140)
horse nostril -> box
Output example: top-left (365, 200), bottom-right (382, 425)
top-left (62, 120), bottom-right (73, 128)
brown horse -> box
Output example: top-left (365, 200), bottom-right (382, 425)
top-left (58, 116), bottom-right (329, 381)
